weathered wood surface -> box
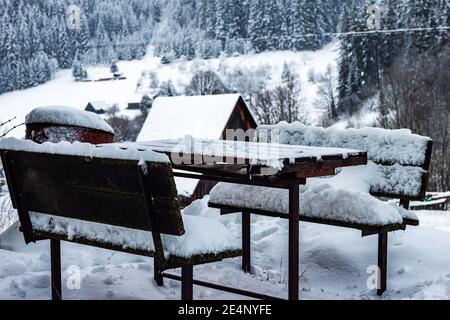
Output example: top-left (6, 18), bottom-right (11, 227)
top-left (130, 138), bottom-right (368, 178)
top-left (1, 150), bottom-right (185, 236)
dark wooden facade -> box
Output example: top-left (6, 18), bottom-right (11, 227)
top-left (85, 102), bottom-right (106, 114)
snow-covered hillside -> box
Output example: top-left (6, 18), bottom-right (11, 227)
top-left (0, 42), bottom-right (340, 138)
top-left (0, 197), bottom-right (450, 300)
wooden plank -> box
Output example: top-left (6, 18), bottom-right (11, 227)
top-left (11, 151), bottom-right (178, 199)
top-left (174, 170), bottom-right (305, 189)
top-left (21, 182), bottom-right (182, 235)
top-left (163, 273), bottom-right (283, 300)
top-left (1, 151), bottom-right (36, 244)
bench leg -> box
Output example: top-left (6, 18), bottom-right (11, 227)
top-left (242, 211), bottom-right (251, 273)
top-left (50, 239), bottom-right (62, 300)
top-left (377, 232), bottom-right (388, 296)
top-left (181, 265), bottom-right (193, 301)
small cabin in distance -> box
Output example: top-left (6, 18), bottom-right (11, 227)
top-left (85, 101), bottom-right (109, 115)
top-left (136, 94), bottom-right (257, 206)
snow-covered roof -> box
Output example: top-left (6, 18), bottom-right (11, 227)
top-left (25, 106), bottom-right (114, 134)
top-left (137, 94), bottom-right (243, 142)
top-left (137, 94), bottom-right (244, 197)
top-left (87, 101), bottom-right (110, 111)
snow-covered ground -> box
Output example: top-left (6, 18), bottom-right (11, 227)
top-left (0, 42), bottom-right (345, 139)
top-left (0, 195), bottom-right (449, 300)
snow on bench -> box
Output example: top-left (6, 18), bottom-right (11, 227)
top-left (30, 212), bottom-right (240, 259)
top-left (257, 122), bottom-right (431, 166)
top-left (210, 171), bottom-right (413, 227)
top-left (25, 106), bottom-right (115, 134)
top-left (256, 122), bottom-right (433, 199)
top-left (0, 137), bottom-right (168, 163)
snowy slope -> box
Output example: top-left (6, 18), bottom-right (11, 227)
top-left (0, 43), bottom-right (340, 138)
top-left (1, 196), bottom-right (450, 300)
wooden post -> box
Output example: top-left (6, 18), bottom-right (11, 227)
top-left (288, 184), bottom-right (300, 300)
top-left (181, 265), bottom-right (193, 300)
top-left (154, 261), bottom-right (164, 287)
top-left (138, 166), bottom-right (166, 287)
top-left (242, 211), bottom-right (251, 273)
top-left (400, 199), bottom-right (410, 210)
top-left (377, 232), bottom-right (388, 296)
top-left (50, 239), bottom-right (62, 300)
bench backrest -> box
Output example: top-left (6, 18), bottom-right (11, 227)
top-left (0, 149), bottom-right (185, 239)
top-left (256, 122), bottom-right (433, 201)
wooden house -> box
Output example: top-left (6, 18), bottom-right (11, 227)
top-left (85, 101), bottom-right (109, 114)
top-left (136, 94), bottom-right (257, 206)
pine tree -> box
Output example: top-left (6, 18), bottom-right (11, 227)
top-left (248, 0), bottom-right (265, 52)
top-left (215, 0), bottom-right (230, 45)
top-left (77, 14), bottom-right (90, 58)
top-left (291, 0), bottom-right (305, 50)
top-left (337, 3), bottom-right (352, 101)
top-left (204, 0), bottom-right (217, 39)
top-left (264, 0), bottom-right (281, 50)
top-left (58, 22), bottom-right (72, 69)
top-left (406, 0), bottom-right (434, 55)
top-left (381, 0), bottom-right (399, 67)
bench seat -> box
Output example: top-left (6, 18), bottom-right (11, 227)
top-left (209, 166), bottom-right (419, 232)
top-left (30, 212), bottom-right (241, 265)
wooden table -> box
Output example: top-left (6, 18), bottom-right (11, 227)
top-left (128, 138), bottom-right (368, 300)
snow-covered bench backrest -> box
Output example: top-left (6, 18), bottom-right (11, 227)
top-left (256, 122), bottom-right (433, 200)
top-left (0, 138), bottom-right (185, 244)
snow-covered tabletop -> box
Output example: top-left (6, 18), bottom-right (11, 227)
top-left (128, 137), bottom-right (367, 174)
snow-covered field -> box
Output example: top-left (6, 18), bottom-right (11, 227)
top-left (0, 42), bottom-right (351, 139)
top-left (0, 194), bottom-right (449, 300)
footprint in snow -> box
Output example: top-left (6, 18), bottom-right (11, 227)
top-left (102, 276), bottom-right (115, 285)
top-left (91, 266), bottom-right (106, 274)
top-left (9, 280), bottom-right (26, 299)
top-left (22, 274), bottom-right (51, 289)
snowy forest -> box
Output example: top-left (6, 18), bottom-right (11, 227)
top-left (0, 0), bottom-right (449, 191)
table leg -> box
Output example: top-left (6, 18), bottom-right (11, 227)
top-left (242, 211), bottom-right (251, 273)
top-left (288, 184), bottom-right (300, 300)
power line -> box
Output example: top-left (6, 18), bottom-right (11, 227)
top-left (83, 25), bottom-right (450, 49)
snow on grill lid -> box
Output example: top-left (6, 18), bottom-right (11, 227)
top-left (257, 122), bottom-right (432, 167)
top-left (0, 137), bottom-right (169, 163)
top-left (25, 106), bottom-right (115, 134)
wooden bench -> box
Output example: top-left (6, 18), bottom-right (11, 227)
top-left (209, 123), bottom-right (433, 296)
top-left (0, 141), bottom-right (241, 300)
